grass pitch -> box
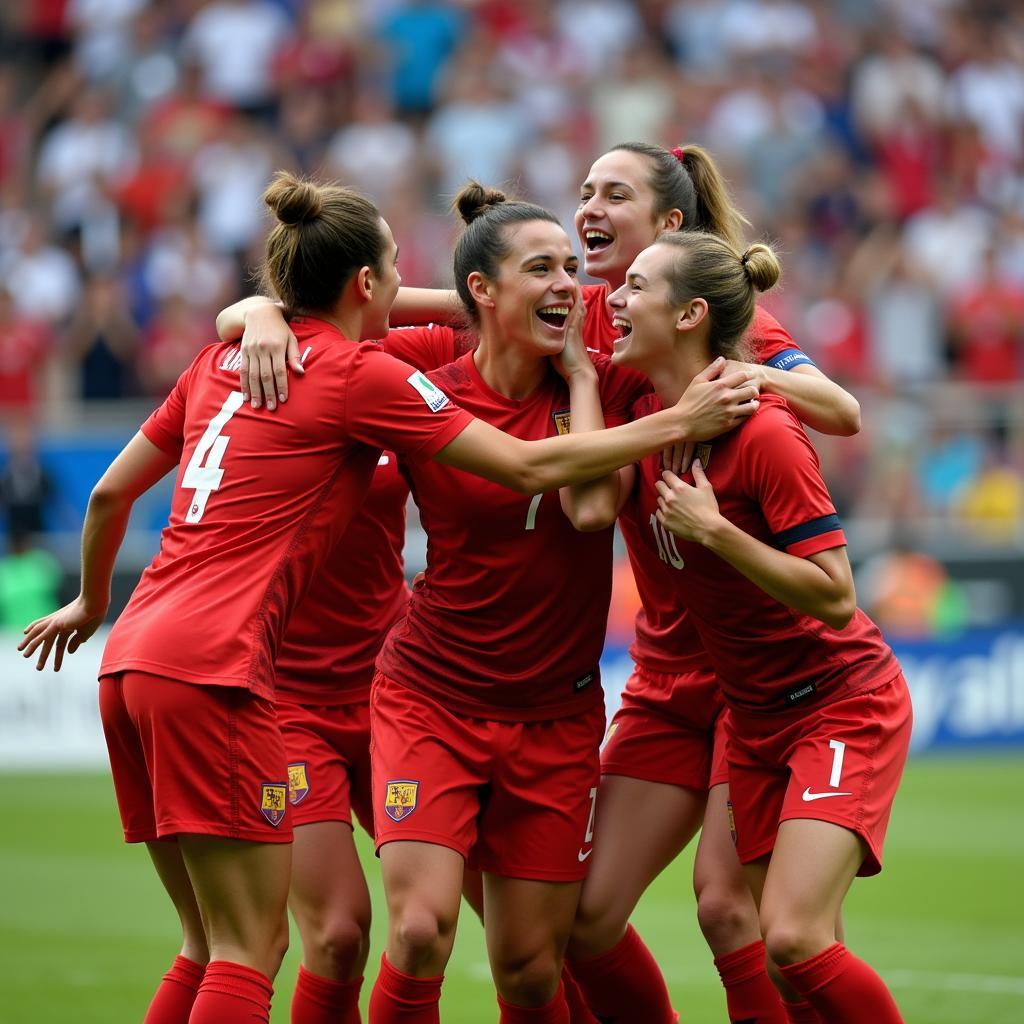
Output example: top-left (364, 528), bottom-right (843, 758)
top-left (4, 755), bottom-right (1023, 1023)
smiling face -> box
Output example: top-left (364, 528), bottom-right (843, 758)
top-left (478, 219), bottom-right (578, 356)
top-left (576, 149), bottom-right (677, 289)
top-left (607, 242), bottom-right (685, 372)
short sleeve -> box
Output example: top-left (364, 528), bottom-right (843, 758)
top-left (140, 362), bottom-right (193, 457)
top-left (593, 354), bottom-right (650, 427)
top-left (749, 306), bottom-right (816, 370)
top-left (343, 347), bottom-right (473, 461)
top-left (381, 324), bottom-right (460, 371)
top-left (740, 403), bottom-right (845, 558)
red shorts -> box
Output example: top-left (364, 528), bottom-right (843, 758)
top-left (277, 698), bottom-right (373, 835)
top-left (601, 665), bottom-right (722, 791)
top-left (99, 671), bottom-right (291, 844)
top-left (370, 671), bottom-right (604, 881)
top-left (726, 673), bottom-right (913, 876)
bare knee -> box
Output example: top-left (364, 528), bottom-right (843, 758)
top-left (493, 950), bottom-right (562, 1007)
top-left (568, 890), bottom-right (625, 960)
top-left (762, 918), bottom-right (830, 968)
top-left (695, 881), bottom-right (759, 956)
top-left (306, 911), bottom-right (372, 978)
top-left (390, 904), bottom-right (457, 974)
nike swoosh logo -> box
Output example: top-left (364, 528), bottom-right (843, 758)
top-left (578, 848), bottom-right (593, 862)
top-left (802, 788), bottom-right (853, 802)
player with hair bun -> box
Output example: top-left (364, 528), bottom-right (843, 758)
top-left (365, 182), bottom-right (760, 1024)
top-left (615, 230), bottom-right (911, 1024)
top-left (19, 172), bottom-right (751, 1024)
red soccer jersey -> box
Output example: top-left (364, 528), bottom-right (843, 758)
top-left (100, 317), bottom-right (473, 700)
top-left (631, 393), bottom-right (899, 712)
top-left (377, 350), bottom-right (646, 721)
top-left (620, 309), bottom-right (814, 672)
top-left (274, 323), bottom-right (464, 705)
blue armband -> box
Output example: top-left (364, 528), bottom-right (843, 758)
top-left (765, 348), bottom-right (816, 372)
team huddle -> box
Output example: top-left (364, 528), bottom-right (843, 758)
top-left (20, 141), bottom-right (911, 1024)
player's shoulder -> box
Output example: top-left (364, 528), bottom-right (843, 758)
top-left (424, 351), bottom-right (475, 394)
top-left (736, 394), bottom-right (800, 444)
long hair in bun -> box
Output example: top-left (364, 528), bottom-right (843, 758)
top-left (451, 179), bottom-right (560, 324)
top-left (259, 171), bottom-right (384, 311)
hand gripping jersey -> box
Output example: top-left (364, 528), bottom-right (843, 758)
top-left (100, 317), bottom-right (472, 699)
top-left (274, 324), bottom-right (465, 705)
top-left (631, 393), bottom-right (899, 713)
top-left (377, 349), bottom-right (647, 721)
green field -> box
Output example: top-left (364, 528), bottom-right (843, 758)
top-left (4, 756), bottom-right (1023, 1023)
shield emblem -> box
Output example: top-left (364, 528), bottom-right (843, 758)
top-left (384, 780), bottom-right (419, 822)
top-left (287, 762), bottom-right (310, 806)
top-left (259, 782), bottom-right (288, 827)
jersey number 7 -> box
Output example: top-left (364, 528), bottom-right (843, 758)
top-left (182, 391), bottom-right (244, 523)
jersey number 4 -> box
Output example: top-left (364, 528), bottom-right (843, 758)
top-left (182, 391), bottom-right (244, 523)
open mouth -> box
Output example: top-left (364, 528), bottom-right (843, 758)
top-left (585, 229), bottom-right (613, 253)
top-left (536, 305), bottom-right (570, 329)
top-left (612, 316), bottom-right (632, 339)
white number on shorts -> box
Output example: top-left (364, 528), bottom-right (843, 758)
top-left (828, 739), bottom-right (847, 788)
top-left (524, 492), bottom-right (543, 531)
top-left (649, 513), bottom-right (685, 569)
top-left (584, 786), bottom-right (597, 844)
top-left (181, 391), bottom-right (245, 523)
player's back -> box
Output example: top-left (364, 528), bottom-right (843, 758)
top-left (101, 322), bottom-right (383, 699)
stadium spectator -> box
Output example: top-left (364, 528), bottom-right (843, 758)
top-left (0, 422), bottom-right (54, 537)
top-left (0, 525), bottom-right (62, 629)
top-left (0, 286), bottom-right (54, 415)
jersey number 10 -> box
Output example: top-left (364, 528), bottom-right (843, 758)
top-left (182, 391), bottom-right (245, 523)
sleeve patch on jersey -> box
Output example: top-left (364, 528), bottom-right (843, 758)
top-left (407, 371), bottom-right (451, 412)
top-left (773, 513), bottom-right (842, 550)
top-left (552, 408), bottom-right (571, 435)
top-left (765, 348), bottom-right (816, 372)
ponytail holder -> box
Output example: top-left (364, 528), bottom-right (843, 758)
top-left (672, 146), bottom-right (687, 166)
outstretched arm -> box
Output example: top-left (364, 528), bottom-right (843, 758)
top-left (19, 433), bottom-right (179, 670)
top-left (435, 360), bottom-right (760, 495)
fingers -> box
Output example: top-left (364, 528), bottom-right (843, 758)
top-left (35, 632), bottom-right (56, 672)
top-left (53, 631), bottom-right (70, 672)
top-left (247, 351), bottom-right (263, 409)
top-left (692, 356), bottom-right (726, 382)
top-left (681, 440), bottom-right (696, 473)
top-left (286, 333), bottom-right (305, 377)
top-left (691, 458), bottom-right (708, 483)
top-left (717, 370), bottom-right (760, 392)
top-left (260, 353), bottom-right (276, 411)
top-left (271, 347), bottom-right (288, 408)
top-left (240, 349), bottom-right (250, 403)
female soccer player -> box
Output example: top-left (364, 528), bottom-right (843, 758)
top-left (364, 182), bottom-right (750, 1024)
top-left (18, 173), bottom-right (756, 1024)
top-left (614, 229), bottom-right (911, 1024)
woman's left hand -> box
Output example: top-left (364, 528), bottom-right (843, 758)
top-left (655, 460), bottom-right (723, 544)
top-left (551, 285), bottom-right (594, 381)
top-left (18, 596), bottom-right (105, 671)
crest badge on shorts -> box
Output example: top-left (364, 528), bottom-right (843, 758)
top-left (260, 782), bottom-right (288, 827)
top-left (287, 762), bottom-right (310, 806)
top-left (384, 780), bottom-right (419, 822)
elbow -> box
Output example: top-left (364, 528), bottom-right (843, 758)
top-left (822, 593), bottom-right (857, 630)
top-left (840, 398), bottom-right (862, 437)
top-left (568, 505), bottom-right (618, 533)
top-left (89, 478), bottom-right (132, 514)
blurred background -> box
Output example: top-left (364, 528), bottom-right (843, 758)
top-left (0, 1), bottom-right (1022, 1021)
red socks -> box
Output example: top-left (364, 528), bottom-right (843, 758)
top-left (291, 963), bottom-right (363, 1023)
top-left (562, 966), bottom-right (600, 1024)
top-left (567, 926), bottom-right (676, 1024)
top-left (497, 980), bottom-right (570, 1023)
top-left (367, 954), bottom-right (443, 1023)
top-left (713, 940), bottom-right (788, 1024)
top-left (189, 960), bottom-right (273, 1023)
top-left (782, 1000), bottom-right (823, 1023)
top-left (144, 955), bottom-right (205, 1024)
top-left (778, 943), bottom-right (903, 1023)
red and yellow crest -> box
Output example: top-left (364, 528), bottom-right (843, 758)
top-left (552, 408), bottom-right (571, 435)
top-left (384, 780), bottom-right (419, 822)
top-left (287, 762), bottom-right (309, 806)
top-left (260, 782), bottom-right (288, 827)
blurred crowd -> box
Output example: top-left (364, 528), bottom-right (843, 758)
top-left (0, 0), bottom-right (1023, 567)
